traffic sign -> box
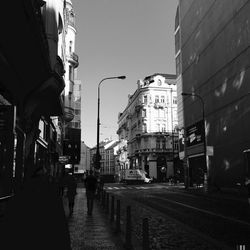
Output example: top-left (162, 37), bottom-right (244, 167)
top-left (59, 155), bottom-right (70, 164)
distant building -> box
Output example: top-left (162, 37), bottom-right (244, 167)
top-left (90, 139), bottom-right (118, 178)
top-left (113, 139), bottom-right (129, 182)
top-left (104, 140), bottom-right (119, 176)
top-left (73, 141), bottom-right (90, 174)
top-left (117, 74), bottom-right (179, 181)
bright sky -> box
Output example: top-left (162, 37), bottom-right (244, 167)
top-left (73, 0), bottom-right (178, 148)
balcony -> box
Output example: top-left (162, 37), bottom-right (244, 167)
top-left (135, 104), bottom-right (142, 112)
top-left (154, 102), bottom-right (166, 109)
top-left (63, 106), bottom-right (74, 122)
top-left (68, 52), bottom-right (79, 68)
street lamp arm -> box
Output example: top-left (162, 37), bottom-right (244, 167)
top-left (182, 92), bottom-right (205, 119)
top-left (182, 92), bottom-right (204, 107)
top-left (98, 76), bottom-right (126, 89)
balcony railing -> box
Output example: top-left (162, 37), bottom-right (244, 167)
top-left (64, 106), bottom-right (74, 122)
top-left (133, 147), bottom-right (172, 154)
top-left (154, 102), bottom-right (166, 109)
top-left (68, 52), bottom-right (79, 68)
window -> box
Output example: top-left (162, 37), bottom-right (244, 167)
top-left (173, 108), bottom-right (178, 121)
top-left (143, 95), bottom-right (148, 104)
top-left (155, 95), bottom-right (159, 103)
top-left (173, 97), bottom-right (177, 105)
top-left (162, 124), bottom-right (166, 132)
top-left (162, 139), bottom-right (166, 149)
top-left (69, 41), bottom-right (72, 53)
top-left (142, 109), bottom-right (146, 118)
top-left (156, 139), bottom-right (160, 149)
top-left (142, 123), bottom-right (147, 133)
top-left (157, 124), bottom-right (160, 132)
top-left (160, 96), bottom-right (165, 103)
top-left (69, 66), bottom-right (74, 81)
top-left (175, 30), bottom-right (180, 54)
top-left (176, 54), bottom-right (181, 76)
top-left (69, 93), bottom-right (72, 107)
top-left (75, 109), bottom-right (80, 115)
top-left (174, 141), bottom-right (179, 151)
top-left (175, 6), bottom-right (179, 30)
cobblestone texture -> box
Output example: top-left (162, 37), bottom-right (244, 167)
top-left (63, 188), bottom-right (123, 250)
top-left (106, 192), bottom-right (232, 250)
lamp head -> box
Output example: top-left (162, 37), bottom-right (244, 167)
top-left (117, 75), bottom-right (126, 80)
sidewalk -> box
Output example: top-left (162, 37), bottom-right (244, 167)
top-left (63, 187), bottom-right (123, 250)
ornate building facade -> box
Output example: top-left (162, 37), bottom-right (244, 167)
top-left (117, 74), bottom-right (178, 181)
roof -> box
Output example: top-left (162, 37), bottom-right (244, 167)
top-left (144, 73), bottom-right (177, 81)
top-left (105, 140), bottom-right (119, 150)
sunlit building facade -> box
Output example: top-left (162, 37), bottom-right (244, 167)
top-left (117, 74), bottom-right (179, 181)
top-left (62, 0), bottom-right (81, 168)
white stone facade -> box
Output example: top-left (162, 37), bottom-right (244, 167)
top-left (117, 74), bottom-right (178, 181)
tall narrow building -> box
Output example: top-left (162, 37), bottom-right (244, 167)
top-left (62, 0), bottom-right (81, 169)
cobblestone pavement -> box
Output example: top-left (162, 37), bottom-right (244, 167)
top-left (106, 191), bottom-right (234, 250)
top-left (63, 188), bottom-right (124, 250)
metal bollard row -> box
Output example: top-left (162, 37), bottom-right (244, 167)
top-left (99, 191), bottom-right (150, 250)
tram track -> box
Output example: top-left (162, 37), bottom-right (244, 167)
top-left (132, 193), bottom-right (250, 248)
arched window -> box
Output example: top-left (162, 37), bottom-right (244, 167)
top-left (155, 95), bottom-right (159, 103)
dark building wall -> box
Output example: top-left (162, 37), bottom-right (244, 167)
top-left (180, 0), bottom-right (250, 186)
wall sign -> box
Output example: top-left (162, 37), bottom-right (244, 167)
top-left (186, 120), bottom-right (205, 147)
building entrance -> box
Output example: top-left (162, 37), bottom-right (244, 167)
top-left (157, 156), bottom-right (167, 182)
top-left (188, 155), bottom-right (206, 187)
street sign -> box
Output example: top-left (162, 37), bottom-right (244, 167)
top-left (207, 146), bottom-right (214, 156)
top-left (59, 155), bottom-right (70, 164)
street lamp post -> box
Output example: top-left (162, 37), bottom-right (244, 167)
top-left (181, 92), bottom-right (207, 191)
top-left (96, 76), bottom-right (126, 172)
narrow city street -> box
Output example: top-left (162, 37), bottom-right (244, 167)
top-left (2, 1), bottom-right (250, 249)
top-left (104, 183), bottom-right (250, 249)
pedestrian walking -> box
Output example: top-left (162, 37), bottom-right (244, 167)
top-left (84, 170), bottom-right (97, 215)
top-left (66, 173), bottom-right (77, 216)
top-left (245, 177), bottom-right (250, 207)
top-left (58, 174), bottom-right (66, 196)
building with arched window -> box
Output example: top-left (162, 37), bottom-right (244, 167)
top-left (117, 74), bottom-right (179, 181)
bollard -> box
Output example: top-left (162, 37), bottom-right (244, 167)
top-left (204, 173), bottom-right (208, 193)
top-left (110, 195), bottom-right (115, 222)
top-left (142, 218), bottom-right (150, 250)
top-left (106, 192), bottom-right (109, 214)
top-left (101, 190), bottom-right (104, 204)
top-left (101, 190), bottom-right (103, 206)
top-left (125, 206), bottom-right (132, 249)
top-left (116, 199), bottom-right (121, 233)
top-left (102, 190), bottom-right (106, 208)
